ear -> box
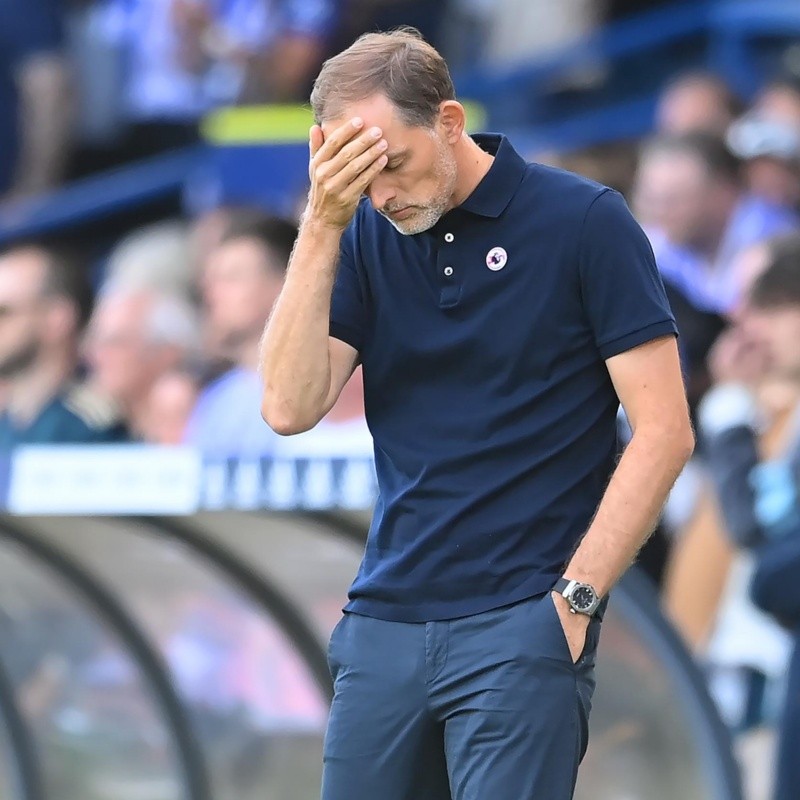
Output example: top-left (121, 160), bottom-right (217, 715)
top-left (438, 100), bottom-right (465, 144)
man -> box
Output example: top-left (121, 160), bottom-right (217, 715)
top-left (698, 240), bottom-right (800, 800)
top-left (85, 285), bottom-right (198, 439)
top-left (184, 214), bottom-right (296, 456)
top-left (261, 29), bottom-right (694, 800)
top-left (655, 70), bottom-right (742, 137)
top-left (0, 245), bottom-right (126, 448)
top-left (633, 132), bottom-right (797, 315)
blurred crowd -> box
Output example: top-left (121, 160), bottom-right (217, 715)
top-left (545, 69), bottom-right (800, 800)
top-left (0, 0), bottom-right (669, 202)
top-left (2, 1), bottom-right (800, 799)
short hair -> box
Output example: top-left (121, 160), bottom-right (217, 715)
top-left (0, 243), bottom-right (94, 331)
top-left (219, 212), bottom-right (298, 275)
top-left (105, 219), bottom-right (191, 296)
top-left (640, 132), bottom-right (742, 184)
top-left (749, 234), bottom-right (800, 308)
top-left (661, 70), bottom-right (744, 117)
top-left (310, 27), bottom-right (455, 128)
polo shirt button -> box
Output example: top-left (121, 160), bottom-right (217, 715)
top-left (444, 266), bottom-right (454, 277)
top-left (444, 232), bottom-right (454, 243)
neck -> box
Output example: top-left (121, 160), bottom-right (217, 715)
top-left (695, 226), bottom-right (726, 261)
top-left (699, 193), bottom-right (739, 261)
top-left (7, 350), bottom-right (75, 424)
top-left (450, 135), bottom-right (495, 209)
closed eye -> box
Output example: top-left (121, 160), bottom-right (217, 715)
top-left (384, 149), bottom-right (409, 172)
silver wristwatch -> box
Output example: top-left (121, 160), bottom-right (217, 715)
top-left (553, 577), bottom-right (601, 617)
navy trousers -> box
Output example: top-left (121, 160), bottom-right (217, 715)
top-left (322, 592), bottom-right (603, 800)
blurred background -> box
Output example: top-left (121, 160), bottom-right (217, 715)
top-left (1, 1), bottom-right (800, 799)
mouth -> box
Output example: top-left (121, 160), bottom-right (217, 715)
top-left (387, 206), bottom-right (414, 221)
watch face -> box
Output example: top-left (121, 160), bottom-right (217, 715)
top-left (571, 585), bottom-right (596, 611)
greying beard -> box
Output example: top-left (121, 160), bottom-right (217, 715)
top-left (382, 203), bottom-right (448, 236)
top-left (383, 141), bottom-right (458, 236)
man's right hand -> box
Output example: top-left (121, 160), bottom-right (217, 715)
top-left (306, 118), bottom-right (389, 231)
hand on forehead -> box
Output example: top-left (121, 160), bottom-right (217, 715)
top-left (320, 94), bottom-right (403, 139)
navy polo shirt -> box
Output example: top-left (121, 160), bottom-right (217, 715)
top-left (330, 133), bottom-right (677, 622)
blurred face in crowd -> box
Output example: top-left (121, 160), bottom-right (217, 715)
top-left (140, 371), bottom-right (198, 445)
top-left (322, 94), bottom-right (458, 235)
top-left (633, 149), bottom-right (736, 251)
top-left (755, 85), bottom-right (800, 129)
top-left (744, 156), bottom-right (800, 208)
top-left (745, 302), bottom-right (800, 380)
top-left (85, 293), bottom-right (183, 407)
top-left (202, 236), bottom-right (284, 352)
top-left (0, 248), bottom-right (73, 378)
top-left (656, 77), bottom-right (735, 136)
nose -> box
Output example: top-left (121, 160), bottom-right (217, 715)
top-left (367, 174), bottom-right (397, 211)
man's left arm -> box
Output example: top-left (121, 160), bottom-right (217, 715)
top-left (554, 334), bottom-right (694, 659)
top-left (566, 334), bottom-right (694, 595)
top-left (551, 188), bottom-right (695, 659)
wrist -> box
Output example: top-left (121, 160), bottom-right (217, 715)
top-left (551, 590), bottom-right (591, 623)
top-left (554, 577), bottom-right (602, 617)
top-left (301, 209), bottom-right (348, 238)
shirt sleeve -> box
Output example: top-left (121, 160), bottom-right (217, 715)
top-left (329, 222), bottom-right (366, 353)
top-left (579, 189), bottom-right (677, 360)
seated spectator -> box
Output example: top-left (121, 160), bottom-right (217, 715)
top-left (698, 242), bottom-right (800, 747)
top-left (188, 204), bottom-right (271, 370)
top-left (188, 206), bottom-right (264, 286)
top-left (96, 0), bottom-right (336, 161)
top-left (139, 368), bottom-right (199, 446)
top-left (85, 285), bottom-right (199, 439)
top-left (0, 0), bottom-right (72, 202)
top-left (0, 245), bottom-right (127, 448)
top-left (184, 213), bottom-right (296, 457)
top-left (655, 70), bottom-right (742, 137)
top-left (633, 132), bottom-right (798, 314)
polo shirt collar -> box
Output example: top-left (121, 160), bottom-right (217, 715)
top-left (457, 133), bottom-right (527, 218)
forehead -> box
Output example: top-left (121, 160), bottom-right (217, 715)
top-left (95, 294), bottom-right (145, 328)
top-left (209, 238), bottom-right (274, 276)
top-left (322, 93), bottom-right (417, 142)
top-left (641, 150), bottom-right (706, 184)
top-left (668, 79), bottom-right (724, 104)
top-left (0, 249), bottom-right (46, 296)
